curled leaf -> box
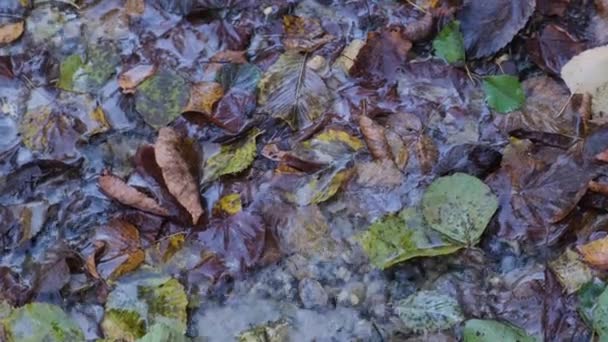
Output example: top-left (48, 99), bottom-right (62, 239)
top-left (154, 127), bottom-right (203, 224)
top-left (98, 171), bottom-right (169, 217)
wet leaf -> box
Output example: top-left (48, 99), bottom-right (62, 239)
top-left (357, 208), bottom-right (462, 269)
top-left (548, 248), bottom-right (593, 294)
top-left (527, 24), bottom-right (585, 75)
top-left (396, 290), bottom-right (464, 333)
top-left (482, 75), bottom-right (526, 113)
top-left (335, 39), bottom-right (365, 73)
top-left (238, 320), bottom-right (289, 342)
top-left (216, 63), bottom-right (261, 93)
top-left (19, 106), bottom-right (82, 159)
top-left (184, 82), bottom-right (224, 115)
top-left (155, 127), bottom-right (203, 224)
top-left (355, 159), bottom-right (403, 187)
top-left (433, 21), bottom-right (465, 64)
top-left (135, 68), bottom-right (189, 129)
top-left (422, 173), bottom-right (498, 245)
top-left (463, 319), bottom-right (536, 342)
top-left (578, 279), bottom-right (606, 326)
top-left (359, 115), bottom-right (392, 161)
top-left (292, 165), bottom-right (353, 206)
top-left (59, 43), bottom-right (120, 93)
top-left (202, 129), bottom-right (260, 183)
top-left (84, 219), bottom-right (144, 280)
top-left (282, 15), bottom-right (332, 52)
top-left (119, 65), bottom-right (156, 94)
top-left (213, 193), bottom-right (242, 216)
top-left (1, 303), bottom-right (84, 342)
top-left (210, 89), bottom-right (256, 133)
top-left (258, 52), bottom-right (331, 129)
top-left (415, 134), bottom-right (438, 174)
top-left (137, 323), bottom-right (190, 342)
top-left (593, 286), bottom-right (608, 339)
top-left (579, 235), bottom-right (608, 270)
top-left (0, 20), bottom-right (24, 44)
top-left (58, 54), bottom-right (83, 91)
top-left (561, 45), bottom-right (608, 114)
top-left (98, 171), bottom-right (170, 217)
top-left (457, 0), bottom-right (536, 58)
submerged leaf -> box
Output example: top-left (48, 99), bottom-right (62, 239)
top-left (549, 248), bottom-right (593, 294)
top-left (292, 166), bottom-right (353, 205)
top-left (482, 75), bottom-right (526, 113)
top-left (216, 63), bottom-right (262, 93)
top-left (98, 171), bottom-right (170, 217)
top-left (59, 43), bottom-right (119, 93)
top-left (238, 320), bottom-right (289, 342)
top-left (19, 106), bottom-right (82, 159)
top-left (433, 21), bottom-right (465, 64)
top-left (357, 208), bottom-right (462, 269)
top-left (184, 82), bottom-right (224, 115)
top-left (258, 53), bottom-right (331, 129)
top-left (213, 193), bottom-right (242, 216)
top-left (58, 54), bottom-right (83, 91)
top-left (135, 68), bottom-right (189, 129)
top-left (396, 291), bottom-right (464, 333)
top-left (422, 173), bottom-right (498, 245)
top-left (2, 303), bottom-right (84, 342)
top-left (593, 286), bottom-right (608, 339)
top-left (202, 129), bottom-right (261, 183)
top-left (463, 319), bottom-right (536, 342)
top-left (155, 127), bottom-right (203, 224)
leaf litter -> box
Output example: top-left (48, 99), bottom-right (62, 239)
top-left (1, 0), bottom-right (608, 341)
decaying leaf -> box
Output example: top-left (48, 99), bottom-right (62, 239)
top-left (482, 75), bottom-right (526, 113)
top-left (126, 0), bottom-right (145, 15)
top-left (282, 15), bottom-right (332, 52)
top-left (549, 248), bottom-right (593, 294)
top-left (119, 64), bottom-right (156, 93)
top-left (422, 173), bottom-right (498, 245)
top-left (0, 20), bottom-right (24, 44)
top-left (202, 129), bottom-right (261, 183)
top-left (579, 235), bottom-right (608, 269)
top-left (84, 219), bottom-right (144, 280)
top-left (463, 319), bottom-right (536, 342)
top-left (155, 127), bottom-right (203, 224)
top-left (357, 208), bottom-right (462, 269)
top-left (359, 115), bottom-right (392, 161)
top-left (99, 171), bottom-right (170, 217)
top-left (137, 323), bottom-right (190, 342)
top-left (258, 53), bottom-right (331, 129)
top-left (396, 291), bottom-right (464, 333)
top-left (184, 82), bottom-right (224, 114)
top-left (216, 63), bottom-right (261, 93)
top-left (19, 106), bottom-right (82, 159)
top-left (2, 303), bottom-right (84, 341)
top-left (356, 159), bottom-right (403, 187)
top-left (58, 43), bottom-right (119, 93)
top-left (135, 68), bottom-right (189, 128)
top-left (561, 45), bottom-right (608, 114)
top-left (457, 0), bottom-right (536, 58)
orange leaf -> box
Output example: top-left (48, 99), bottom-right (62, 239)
top-left (579, 235), bottom-right (608, 269)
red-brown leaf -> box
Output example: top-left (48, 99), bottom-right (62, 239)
top-left (98, 171), bottom-right (169, 217)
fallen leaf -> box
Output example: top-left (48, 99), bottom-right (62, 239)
top-left (88, 106), bottom-right (111, 136)
top-left (58, 43), bottom-right (119, 93)
top-left (433, 20), bottom-right (465, 64)
top-left (359, 115), bottom-right (392, 161)
top-left (463, 319), bottom-right (536, 342)
top-left (579, 235), bottom-right (608, 269)
top-left (118, 64), bottom-right (156, 94)
top-left (549, 248), bottom-right (593, 294)
top-left (422, 173), bottom-right (498, 245)
top-left (592, 285), bottom-right (608, 340)
top-left (356, 159), bottom-right (403, 187)
top-left (404, 12), bottom-right (434, 43)
top-left (135, 68), bottom-right (189, 129)
top-left (335, 39), bottom-right (365, 73)
top-left (282, 15), bottom-right (332, 52)
top-left (396, 291), bottom-right (464, 333)
top-left (357, 208), bottom-right (462, 269)
top-left (98, 171), bottom-right (169, 217)
top-left (2, 303), bottom-right (84, 341)
top-left (415, 134), bottom-right (439, 174)
top-left (84, 219), bottom-right (144, 280)
top-left (154, 127), bottom-right (203, 224)
top-left (578, 279), bottom-right (606, 326)
top-left (597, 149), bottom-right (608, 162)
top-left (184, 82), bottom-right (224, 114)
top-left (213, 193), bottom-right (242, 216)
top-left (19, 106), bottom-right (82, 159)
top-left (457, 0), bottom-right (536, 58)
top-left (561, 45), bottom-right (608, 114)
top-left (258, 52), bottom-right (331, 129)
top-left (527, 24), bottom-right (585, 75)
top-left (210, 89), bottom-right (255, 133)
top-left (237, 320), bottom-right (289, 342)
top-left (202, 129), bottom-right (260, 183)
top-left (0, 20), bottom-right (24, 44)
top-left (137, 323), bottom-right (189, 342)
top-left (482, 75), bottom-right (526, 113)
top-left (215, 63), bottom-right (261, 93)
top-left (292, 165), bottom-right (353, 205)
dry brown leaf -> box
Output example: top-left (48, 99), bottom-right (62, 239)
top-left (155, 127), bottom-right (204, 224)
top-left (415, 134), bottom-right (438, 174)
top-left (118, 64), bottom-right (156, 94)
top-left (98, 171), bottom-right (169, 217)
top-left (359, 115), bottom-right (392, 161)
top-left (0, 21), bottom-right (24, 44)
top-left (579, 235), bottom-right (608, 269)
top-left (84, 219), bottom-right (145, 280)
top-left (184, 82), bottom-right (224, 114)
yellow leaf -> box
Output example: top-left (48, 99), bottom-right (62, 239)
top-left (213, 193), bottom-right (243, 216)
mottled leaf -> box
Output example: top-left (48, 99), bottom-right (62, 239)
top-left (137, 323), bottom-right (190, 342)
top-left (59, 43), bottom-right (119, 93)
top-left (213, 193), bottom-right (242, 216)
top-left (578, 279), bottom-right (606, 326)
top-left (396, 291), bottom-right (464, 333)
top-left (238, 320), bottom-right (289, 342)
top-left (202, 129), bottom-right (260, 183)
top-left (282, 15), bottom-right (332, 52)
top-left (19, 106), bottom-right (82, 159)
top-left (433, 21), bottom-right (465, 64)
top-left (135, 68), bottom-right (189, 129)
top-left (482, 75), bottom-right (526, 113)
top-left (258, 52), bottom-right (331, 129)
top-left (422, 173), bottom-right (498, 245)
top-left (292, 165), bottom-right (353, 206)
top-left (119, 64), bottom-right (156, 94)
top-left (184, 82), bottom-right (224, 115)
top-left (463, 319), bottom-right (537, 342)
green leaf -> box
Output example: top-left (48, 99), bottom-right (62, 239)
top-left (58, 43), bottom-right (119, 93)
top-left (2, 303), bottom-right (84, 342)
top-left (258, 52), bottom-right (331, 129)
top-left (137, 323), bottom-right (190, 342)
top-left (578, 279), bottom-right (606, 328)
top-left (463, 319), bottom-right (537, 342)
top-left (202, 129), bottom-right (261, 183)
top-left (396, 290), bottom-right (464, 333)
top-left (433, 20), bottom-right (465, 64)
top-left (482, 75), bottom-right (525, 113)
top-left (422, 173), bottom-right (498, 245)
top-left (58, 54), bottom-right (83, 91)
top-left (216, 63), bottom-right (262, 93)
top-left (135, 68), bottom-right (190, 129)
top-left (357, 208), bottom-right (462, 269)
top-left (593, 286), bottom-right (608, 339)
